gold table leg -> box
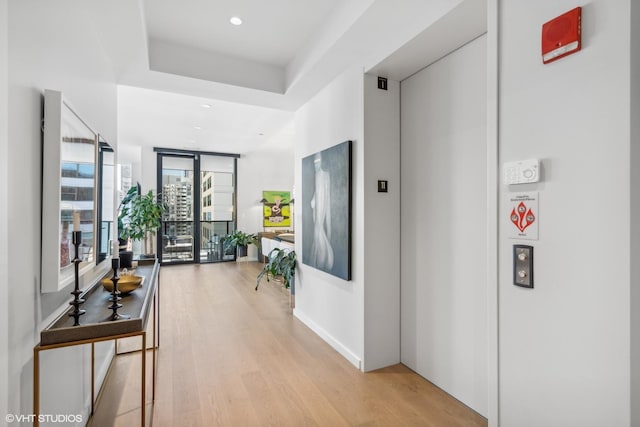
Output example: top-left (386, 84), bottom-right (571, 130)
top-left (141, 332), bottom-right (146, 426)
top-left (33, 346), bottom-right (39, 427)
top-left (152, 293), bottom-right (156, 401)
top-left (91, 342), bottom-right (95, 415)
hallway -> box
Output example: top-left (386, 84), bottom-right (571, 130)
top-left (90, 262), bottom-right (486, 426)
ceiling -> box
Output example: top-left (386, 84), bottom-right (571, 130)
top-left (92, 0), bottom-right (486, 155)
top-left (145, 0), bottom-right (343, 68)
top-left (118, 85), bottom-right (295, 154)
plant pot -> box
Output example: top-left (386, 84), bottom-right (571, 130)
top-left (119, 250), bottom-right (133, 269)
top-left (237, 245), bottom-right (248, 257)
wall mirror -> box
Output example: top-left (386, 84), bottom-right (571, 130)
top-left (97, 137), bottom-right (115, 263)
top-left (42, 90), bottom-right (98, 292)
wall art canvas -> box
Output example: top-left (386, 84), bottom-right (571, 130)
top-left (262, 190), bottom-right (291, 228)
top-left (301, 140), bottom-right (352, 280)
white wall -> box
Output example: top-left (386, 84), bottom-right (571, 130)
top-left (294, 66), bottom-right (365, 368)
top-left (237, 134), bottom-right (294, 260)
top-left (499, 2), bottom-right (631, 425)
top-left (400, 35), bottom-right (488, 416)
top-left (7, 0), bottom-right (117, 423)
top-left (485, 1), bottom-right (499, 424)
top-left (362, 74), bottom-right (400, 371)
top-left (0, 0), bottom-right (9, 420)
top-left (631, 2), bottom-right (640, 425)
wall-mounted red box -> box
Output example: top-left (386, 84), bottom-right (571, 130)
top-left (542, 7), bottom-right (582, 64)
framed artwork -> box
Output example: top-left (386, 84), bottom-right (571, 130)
top-left (301, 140), bottom-right (352, 281)
top-left (262, 190), bottom-right (291, 227)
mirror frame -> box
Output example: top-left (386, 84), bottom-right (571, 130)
top-left (41, 90), bottom-right (98, 292)
top-left (97, 137), bottom-right (114, 264)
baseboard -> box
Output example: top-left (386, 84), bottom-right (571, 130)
top-left (293, 309), bottom-right (362, 370)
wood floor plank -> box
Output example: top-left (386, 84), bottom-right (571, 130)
top-left (90, 261), bottom-right (487, 426)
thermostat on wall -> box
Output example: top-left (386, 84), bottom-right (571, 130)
top-left (504, 159), bottom-right (540, 185)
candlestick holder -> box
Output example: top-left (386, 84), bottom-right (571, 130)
top-left (68, 230), bottom-right (85, 326)
top-left (108, 258), bottom-right (130, 321)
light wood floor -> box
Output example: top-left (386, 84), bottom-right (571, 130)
top-left (90, 261), bottom-right (487, 427)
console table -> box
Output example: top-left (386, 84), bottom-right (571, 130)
top-left (259, 233), bottom-right (296, 307)
top-left (260, 233), bottom-right (295, 261)
top-left (33, 259), bottom-right (160, 426)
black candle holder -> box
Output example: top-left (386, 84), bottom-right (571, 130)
top-left (108, 258), bottom-right (130, 321)
top-left (68, 230), bottom-right (86, 326)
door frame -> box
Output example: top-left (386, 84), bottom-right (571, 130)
top-left (154, 148), bottom-right (239, 265)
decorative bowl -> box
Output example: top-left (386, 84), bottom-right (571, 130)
top-left (101, 275), bottom-right (143, 294)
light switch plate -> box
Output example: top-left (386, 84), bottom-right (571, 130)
top-left (513, 245), bottom-right (534, 288)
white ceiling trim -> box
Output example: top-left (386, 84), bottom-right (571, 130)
top-left (285, 0), bottom-right (376, 89)
top-left (149, 39), bottom-right (285, 93)
top-left (368, 0), bottom-right (487, 82)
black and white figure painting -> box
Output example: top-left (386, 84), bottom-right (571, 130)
top-left (301, 141), bottom-right (352, 280)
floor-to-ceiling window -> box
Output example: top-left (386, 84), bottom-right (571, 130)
top-left (199, 155), bottom-right (236, 262)
top-left (156, 149), bottom-right (238, 265)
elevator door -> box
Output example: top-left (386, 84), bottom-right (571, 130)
top-left (400, 34), bottom-right (488, 416)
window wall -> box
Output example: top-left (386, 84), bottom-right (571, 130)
top-left (156, 149), bottom-right (238, 264)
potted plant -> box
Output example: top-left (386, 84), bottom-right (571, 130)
top-left (256, 248), bottom-right (296, 292)
top-left (224, 230), bottom-right (257, 257)
top-left (117, 187), bottom-right (138, 239)
top-left (116, 186), bottom-right (138, 267)
top-left (124, 190), bottom-right (167, 258)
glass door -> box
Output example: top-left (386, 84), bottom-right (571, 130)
top-left (157, 151), bottom-right (237, 265)
top-left (159, 155), bottom-right (195, 264)
top-left (199, 156), bottom-right (236, 262)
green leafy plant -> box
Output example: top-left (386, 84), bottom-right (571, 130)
top-left (117, 186), bottom-right (138, 241)
top-left (256, 248), bottom-right (296, 290)
top-left (224, 230), bottom-right (257, 253)
top-left (123, 190), bottom-right (167, 255)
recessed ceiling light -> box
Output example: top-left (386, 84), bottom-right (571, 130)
top-left (230, 16), bottom-right (242, 26)
top-left (194, 126), bottom-right (202, 130)
top-left (201, 103), bottom-right (211, 109)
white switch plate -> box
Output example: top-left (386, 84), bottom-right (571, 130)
top-left (504, 159), bottom-right (540, 185)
